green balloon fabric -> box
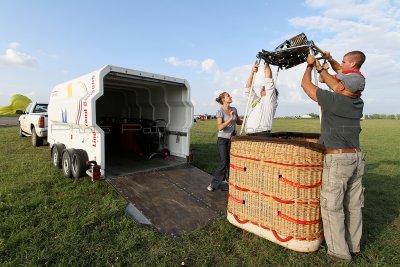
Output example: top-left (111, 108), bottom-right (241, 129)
top-left (0, 94), bottom-right (32, 115)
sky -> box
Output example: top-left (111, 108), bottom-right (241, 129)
top-left (0, 0), bottom-right (399, 116)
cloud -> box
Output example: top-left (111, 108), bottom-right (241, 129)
top-left (201, 58), bottom-right (217, 73)
top-left (9, 42), bottom-right (19, 50)
top-left (165, 56), bottom-right (220, 75)
top-left (0, 42), bottom-right (37, 67)
top-left (287, 0), bottom-right (400, 115)
top-left (164, 56), bottom-right (199, 68)
top-left (290, 0), bottom-right (400, 56)
top-left (27, 91), bottom-right (36, 98)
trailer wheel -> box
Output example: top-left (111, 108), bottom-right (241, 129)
top-left (71, 149), bottom-right (89, 178)
top-left (51, 144), bottom-right (65, 169)
top-left (32, 127), bottom-right (43, 146)
top-left (62, 149), bottom-right (74, 178)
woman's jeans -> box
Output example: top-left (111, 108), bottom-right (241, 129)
top-left (211, 137), bottom-right (230, 189)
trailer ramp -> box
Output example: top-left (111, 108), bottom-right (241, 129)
top-left (107, 165), bottom-right (227, 236)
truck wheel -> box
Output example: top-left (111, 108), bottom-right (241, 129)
top-left (18, 126), bottom-right (25, 137)
top-left (32, 127), bottom-right (43, 146)
top-left (71, 149), bottom-right (89, 178)
top-left (51, 144), bottom-right (65, 169)
top-left (62, 149), bottom-right (74, 178)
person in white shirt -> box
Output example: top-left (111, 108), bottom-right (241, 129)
top-left (244, 62), bottom-right (278, 136)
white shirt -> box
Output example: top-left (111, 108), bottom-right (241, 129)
top-left (245, 78), bottom-right (278, 134)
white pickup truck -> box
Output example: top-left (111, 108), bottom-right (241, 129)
top-left (16, 102), bottom-right (48, 146)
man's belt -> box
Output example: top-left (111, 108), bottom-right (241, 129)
top-left (324, 148), bottom-right (361, 154)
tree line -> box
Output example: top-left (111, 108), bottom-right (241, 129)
top-left (364, 114), bottom-right (400, 119)
top-left (311, 113), bottom-right (400, 119)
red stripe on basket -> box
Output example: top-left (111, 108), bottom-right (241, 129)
top-left (278, 211), bottom-right (321, 225)
top-left (231, 213), bottom-right (249, 224)
top-left (279, 176), bottom-right (322, 189)
top-left (260, 224), bottom-right (271, 230)
top-left (230, 164), bottom-right (246, 172)
top-left (229, 182), bottom-right (250, 192)
top-left (272, 196), bottom-right (295, 204)
top-left (228, 193), bottom-right (244, 204)
top-left (231, 153), bottom-right (261, 161)
top-left (272, 230), bottom-right (293, 242)
top-left (261, 193), bottom-right (271, 198)
top-left (264, 160), bottom-right (322, 168)
top-left (263, 194), bottom-right (319, 205)
top-left (251, 190), bottom-right (259, 194)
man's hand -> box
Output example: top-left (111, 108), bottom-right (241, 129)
top-left (229, 109), bottom-right (235, 119)
top-left (246, 61), bottom-right (260, 89)
top-left (322, 51), bottom-right (341, 73)
top-left (252, 63), bottom-right (259, 74)
top-left (307, 54), bottom-right (316, 65)
top-left (317, 60), bottom-right (330, 83)
top-left (322, 51), bottom-right (333, 62)
top-left (302, 54), bottom-right (318, 102)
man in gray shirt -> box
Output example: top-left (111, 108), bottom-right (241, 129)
top-left (301, 51), bottom-right (366, 262)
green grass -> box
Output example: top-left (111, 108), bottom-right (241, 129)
top-left (1, 119), bottom-right (399, 266)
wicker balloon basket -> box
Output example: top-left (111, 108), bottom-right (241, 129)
top-left (227, 132), bottom-right (325, 252)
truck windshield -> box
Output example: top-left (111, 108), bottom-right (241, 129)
top-left (33, 104), bottom-right (48, 113)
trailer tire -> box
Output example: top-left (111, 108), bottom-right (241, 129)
top-left (71, 149), bottom-right (89, 178)
top-left (32, 127), bottom-right (43, 146)
top-left (51, 143), bottom-right (65, 169)
top-left (62, 149), bottom-right (74, 178)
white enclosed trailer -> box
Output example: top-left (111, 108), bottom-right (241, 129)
top-left (48, 65), bottom-right (193, 179)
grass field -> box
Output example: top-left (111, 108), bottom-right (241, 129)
top-left (0, 119), bottom-right (399, 266)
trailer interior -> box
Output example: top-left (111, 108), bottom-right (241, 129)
top-left (96, 71), bottom-right (191, 177)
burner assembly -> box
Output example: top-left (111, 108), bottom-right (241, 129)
top-left (257, 33), bottom-right (324, 69)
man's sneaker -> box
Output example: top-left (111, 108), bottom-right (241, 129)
top-left (207, 184), bottom-right (215, 191)
top-left (327, 253), bottom-right (352, 263)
